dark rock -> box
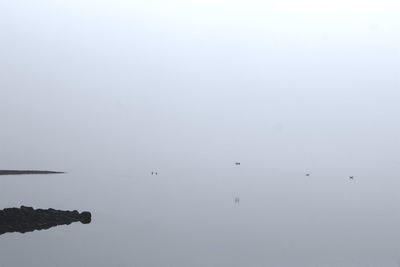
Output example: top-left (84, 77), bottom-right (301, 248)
top-left (80, 212), bottom-right (91, 224)
top-left (0, 170), bottom-right (64, 175)
top-left (0, 206), bottom-right (92, 235)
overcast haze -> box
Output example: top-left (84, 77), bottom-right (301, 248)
top-left (0, 0), bottom-right (398, 173)
top-left (1, 1), bottom-right (400, 265)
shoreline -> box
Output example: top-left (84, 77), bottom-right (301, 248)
top-left (0, 170), bottom-right (65, 175)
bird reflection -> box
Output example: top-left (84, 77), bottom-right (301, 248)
top-left (0, 206), bottom-right (91, 236)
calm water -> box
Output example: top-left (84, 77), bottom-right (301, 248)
top-left (1, 166), bottom-right (400, 267)
top-left (1, 0), bottom-right (399, 266)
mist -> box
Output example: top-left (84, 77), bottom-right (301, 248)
top-left (1, 1), bottom-right (400, 266)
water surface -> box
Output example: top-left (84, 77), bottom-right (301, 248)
top-left (1, 167), bottom-right (400, 267)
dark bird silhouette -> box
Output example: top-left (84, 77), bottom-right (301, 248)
top-left (349, 176), bottom-right (354, 179)
top-left (235, 162), bottom-right (241, 166)
top-left (306, 173), bottom-right (310, 176)
top-left (0, 206), bottom-right (91, 236)
top-left (234, 197), bottom-right (240, 204)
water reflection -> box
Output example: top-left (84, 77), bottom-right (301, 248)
top-left (0, 206), bottom-right (91, 235)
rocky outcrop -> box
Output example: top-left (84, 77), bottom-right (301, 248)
top-left (0, 206), bottom-right (91, 235)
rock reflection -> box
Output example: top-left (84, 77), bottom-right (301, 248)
top-left (0, 206), bottom-right (91, 235)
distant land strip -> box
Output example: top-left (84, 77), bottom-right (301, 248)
top-left (0, 170), bottom-right (65, 175)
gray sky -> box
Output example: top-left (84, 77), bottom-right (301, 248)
top-left (0, 0), bottom-right (399, 173)
top-left (1, 2), bottom-right (400, 266)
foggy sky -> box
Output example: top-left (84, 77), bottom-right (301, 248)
top-left (1, 2), bottom-right (400, 266)
top-left (0, 0), bottom-right (399, 174)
